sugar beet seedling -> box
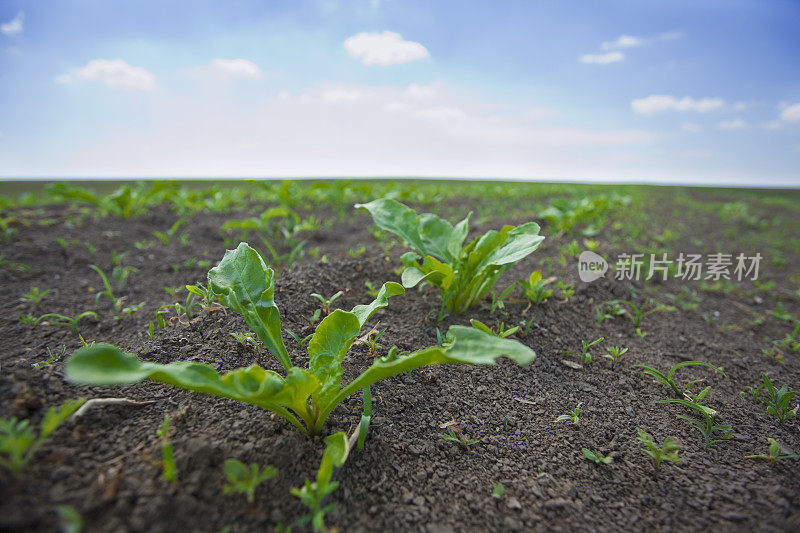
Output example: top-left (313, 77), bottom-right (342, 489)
top-left (66, 243), bottom-right (536, 437)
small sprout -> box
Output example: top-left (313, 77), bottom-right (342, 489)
top-left (746, 438), bottom-right (799, 463)
top-left (659, 398), bottom-right (732, 448)
top-left (600, 346), bottom-right (628, 369)
top-left (557, 280), bottom-right (575, 302)
top-left (157, 416), bottom-right (177, 482)
top-left (771, 302), bottom-right (795, 323)
top-left (637, 428), bottom-right (680, 470)
top-left (561, 337), bottom-right (603, 366)
top-left (359, 322), bottom-right (386, 357)
top-left (284, 328), bottom-right (313, 347)
top-left (470, 319), bottom-right (519, 339)
top-left (22, 312), bottom-right (98, 336)
top-left (638, 361), bottom-right (726, 401)
top-left (759, 375), bottom-right (797, 424)
top-left (492, 482), bottom-right (505, 499)
top-left (112, 265), bottom-right (138, 289)
top-left (439, 421), bottom-right (479, 448)
top-left (121, 302), bottom-right (146, 319)
top-left (89, 264), bottom-right (124, 316)
top-left (223, 458), bottom-right (277, 503)
top-left (58, 505), bottom-right (83, 533)
top-left (310, 290), bottom-right (344, 317)
top-left (231, 331), bottom-right (259, 349)
top-left (555, 402), bottom-right (582, 424)
top-left (611, 298), bottom-right (674, 328)
top-left (32, 345), bottom-right (68, 369)
top-left (582, 448), bottom-right (611, 465)
top-left (347, 246), bottom-right (366, 258)
top-left (0, 398), bottom-right (86, 474)
top-left (21, 287), bottom-right (50, 307)
top-left (364, 281), bottom-right (379, 298)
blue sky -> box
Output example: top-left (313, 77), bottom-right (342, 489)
top-left (1, 0), bottom-right (799, 184)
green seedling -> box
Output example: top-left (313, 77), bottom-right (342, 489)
top-left (492, 482), bottom-right (505, 499)
top-left (292, 432), bottom-right (349, 532)
top-left (470, 319), bottom-right (519, 339)
top-left (347, 246), bottom-right (366, 258)
top-left (284, 328), bottom-right (314, 348)
top-left (557, 280), bottom-right (575, 302)
top-left (561, 337), bottom-right (603, 366)
top-left (21, 287), bottom-right (50, 306)
top-left (22, 312), bottom-right (98, 336)
top-left (357, 198), bottom-right (544, 317)
top-left (0, 255), bottom-right (32, 273)
top-left (637, 428), bottom-right (680, 470)
top-left (659, 398), bottom-right (732, 448)
top-left (311, 290), bottom-right (344, 317)
top-left (112, 265), bottom-right (138, 289)
top-left (231, 331), bottom-right (260, 350)
top-left (771, 302), bottom-right (795, 323)
top-left (58, 505), bottom-right (83, 533)
top-left (66, 243), bottom-right (536, 437)
top-left (582, 448), bottom-right (611, 464)
top-left (759, 375), bottom-right (797, 424)
top-left (364, 281), bottom-right (379, 298)
top-left (223, 459), bottom-right (277, 503)
top-left (121, 302), bottom-right (146, 319)
top-left (555, 402), bottom-right (581, 424)
top-left (612, 298), bottom-right (674, 328)
top-left (357, 386), bottom-right (372, 451)
top-left (153, 218), bottom-right (186, 245)
top-left (0, 398), bottom-right (85, 473)
top-left (439, 424), bottom-right (479, 448)
top-left (638, 361), bottom-right (726, 401)
top-left (746, 438), bottom-right (799, 463)
top-left (488, 284), bottom-right (516, 316)
top-left (89, 264), bottom-right (124, 315)
top-left (32, 345), bottom-right (68, 369)
top-left (157, 416), bottom-right (177, 482)
top-left (600, 346), bottom-right (628, 369)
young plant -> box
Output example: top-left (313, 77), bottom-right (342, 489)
top-left (600, 346), bottom-right (628, 369)
top-left (492, 482), bottom-right (505, 499)
top-left (518, 270), bottom-right (554, 305)
top-left (311, 290), bottom-right (344, 317)
top-left (21, 287), bottom-right (50, 307)
top-left (637, 428), bottom-right (680, 470)
top-left (582, 448), bottom-right (611, 464)
top-left (612, 298), bottom-right (674, 328)
top-left (555, 402), bottom-right (582, 424)
top-left (356, 198), bottom-right (544, 317)
top-left (439, 424), bottom-right (479, 448)
top-left (759, 375), bottom-right (797, 424)
top-left (223, 459), bottom-right (277, 503)
top-left (66, 243), bottom-right (536, 437)
top-left (292, 432), bottom-right (349, 532)
top-left (561, 337), bottom-right (603, 366)
top-left (157, 416), bottom-right (177, 482)
top-left (746, 438), bottom-right (799, 463)
top-left (358, 322), bottom-right (386, 357)
top-left (638, 361), bottom-right (726, 401)
top-left (0, 398), bottom-right (85, 473)
top-left (23, 312), bottom-right (98, 337)
top-left (89, 264), bottom-right (124, 315)
top-left (659, 398), bottom-right (732, 448)
top-left (470, 319), bottom-right (519, 339)
top-left (557, 280), bottom-right (575, 302)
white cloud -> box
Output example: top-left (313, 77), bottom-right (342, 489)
top-left (209, 58), bottom-right (262, 78)
top-left (779, 102), bottom-right (800, 123)
top-left (718, 118), bottom-right (747, 130)
top-left (681, 122), bottom-right (701, 132)
top-left (412, 106), bottom-right (466, 121)
top-left (579, 52), bottom-right (624, 64)
top-left (404, 82), bottom-right (439, 99)
top-left (1, 11), bottom-right (24, 36)
top-left (322, 87), bottom-right (362, 102)
top-left (344, 31), bottom-right (428, 66)
top-left (732, 101), bottom-right (750, 112)
top-left (602, 35), bottom-right (645, 50)
top-left (631, 95), bottom-right (725, 115)
top-left (61, 59), bottom-right (156, 90)
top-left (760, 120), bottom-right (784, 131)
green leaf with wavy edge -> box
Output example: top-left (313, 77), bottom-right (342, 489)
top-left (65, 343), bottom-right (316, 433)
top-left (313, 325), bottom-right (535, 433)
top-left (207, 242), bottom-right (291, 371)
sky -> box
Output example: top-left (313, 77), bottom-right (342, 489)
top-left (1, 0), bottom-right (799, 185)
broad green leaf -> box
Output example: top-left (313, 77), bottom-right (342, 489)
top-left (316, 431), bottom-right (349, 489)
top-left (350, 281), bottom-right (405, 328)
top-left (207, 242), bottom-right (292, 371)
top-left (65, 344), bottom-right (317, 432)
top-left (316, 326), bottom-right (535, 429)
top-left (308, 310), bottom-right (361, 405)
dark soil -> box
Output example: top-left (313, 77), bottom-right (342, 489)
top-left (1, 188), bottom-right (799, 532)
